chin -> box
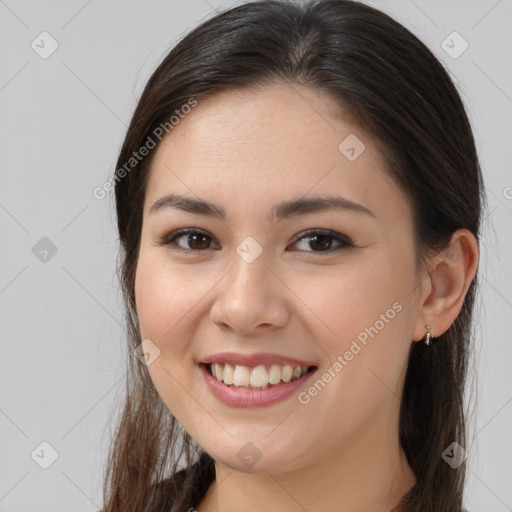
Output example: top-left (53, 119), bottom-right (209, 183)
top-left (199, 433), bottom-right (313, 475)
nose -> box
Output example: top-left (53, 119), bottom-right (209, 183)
top-left (209, 249), bottom-right (289, 336)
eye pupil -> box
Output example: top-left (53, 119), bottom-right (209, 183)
top-left (309, 234), bottom-right (332, 251)
top-left (189, 233), bottom-right (210, 250)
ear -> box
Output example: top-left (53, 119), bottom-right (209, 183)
top-left (412, 229), bottom-right (479, 342)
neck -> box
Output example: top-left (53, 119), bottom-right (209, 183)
top-left (197, 419), bottom-right (417, 512)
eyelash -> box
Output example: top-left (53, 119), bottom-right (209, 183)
top-left (155, 228), bottom-right (353, 256)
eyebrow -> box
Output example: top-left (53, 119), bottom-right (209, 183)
top-left (149, 193), bottom-right (375, 220)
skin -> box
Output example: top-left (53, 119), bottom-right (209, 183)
top-left (134, 82), bottom-right (479, 512)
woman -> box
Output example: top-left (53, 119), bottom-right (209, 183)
top-left (102, 0), bottom-right (484, 510)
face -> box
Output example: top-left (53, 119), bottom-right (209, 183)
top-left (134, 82), bottom-right (422, 474)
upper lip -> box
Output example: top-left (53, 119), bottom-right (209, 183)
top-left (200, 351), bottom-right (317, 368)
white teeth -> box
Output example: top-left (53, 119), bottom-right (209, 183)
top-left (281, 365), bottom-right (293, 383)
top-left (250, 365), bottom-right (269, 387)
top-left (233, 365), bottom-right (250, 387)
top-left (268, 364), bottom-right (282, 385)
top-left (209, 362), bottom-right (311, 389)
top-left (223, 363), bottom-right (234, 385)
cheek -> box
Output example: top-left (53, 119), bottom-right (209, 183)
top-left (295, 255), bottom-right (410, 346)
top-left (134, 258), bottom-right (201, 407)
top-left (135, 256), bottom-right (203, 345)
top-left (298, 256), bottom-right (413, 407)
top-left (134, 257), bottom-right (204, 424)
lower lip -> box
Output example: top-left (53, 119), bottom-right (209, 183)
top-left (200, 364), bottom-right (317, 408)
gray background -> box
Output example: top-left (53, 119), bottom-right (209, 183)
top-left (0, 0), bottom-right (511, 510)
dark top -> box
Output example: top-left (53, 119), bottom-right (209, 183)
top-left (100, 457), bottom-right (471, 512)
top-left (148, 452), bottom-right (214, 511)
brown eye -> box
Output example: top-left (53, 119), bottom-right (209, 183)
top-left (181, 232), bottom-right (211, 251)
top-left (290, 229), bottom-right (352, 254)
top-left (156, 229), bottom-right (219, 254)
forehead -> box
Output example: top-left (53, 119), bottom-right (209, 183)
top-left (144, 83), bottom-right (411, 225)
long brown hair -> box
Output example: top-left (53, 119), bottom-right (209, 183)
top-left (102, 1), bottom-right (486, 510)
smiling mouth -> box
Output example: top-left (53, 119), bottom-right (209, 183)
top-left (204, 362), bottom-right (317, 390)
